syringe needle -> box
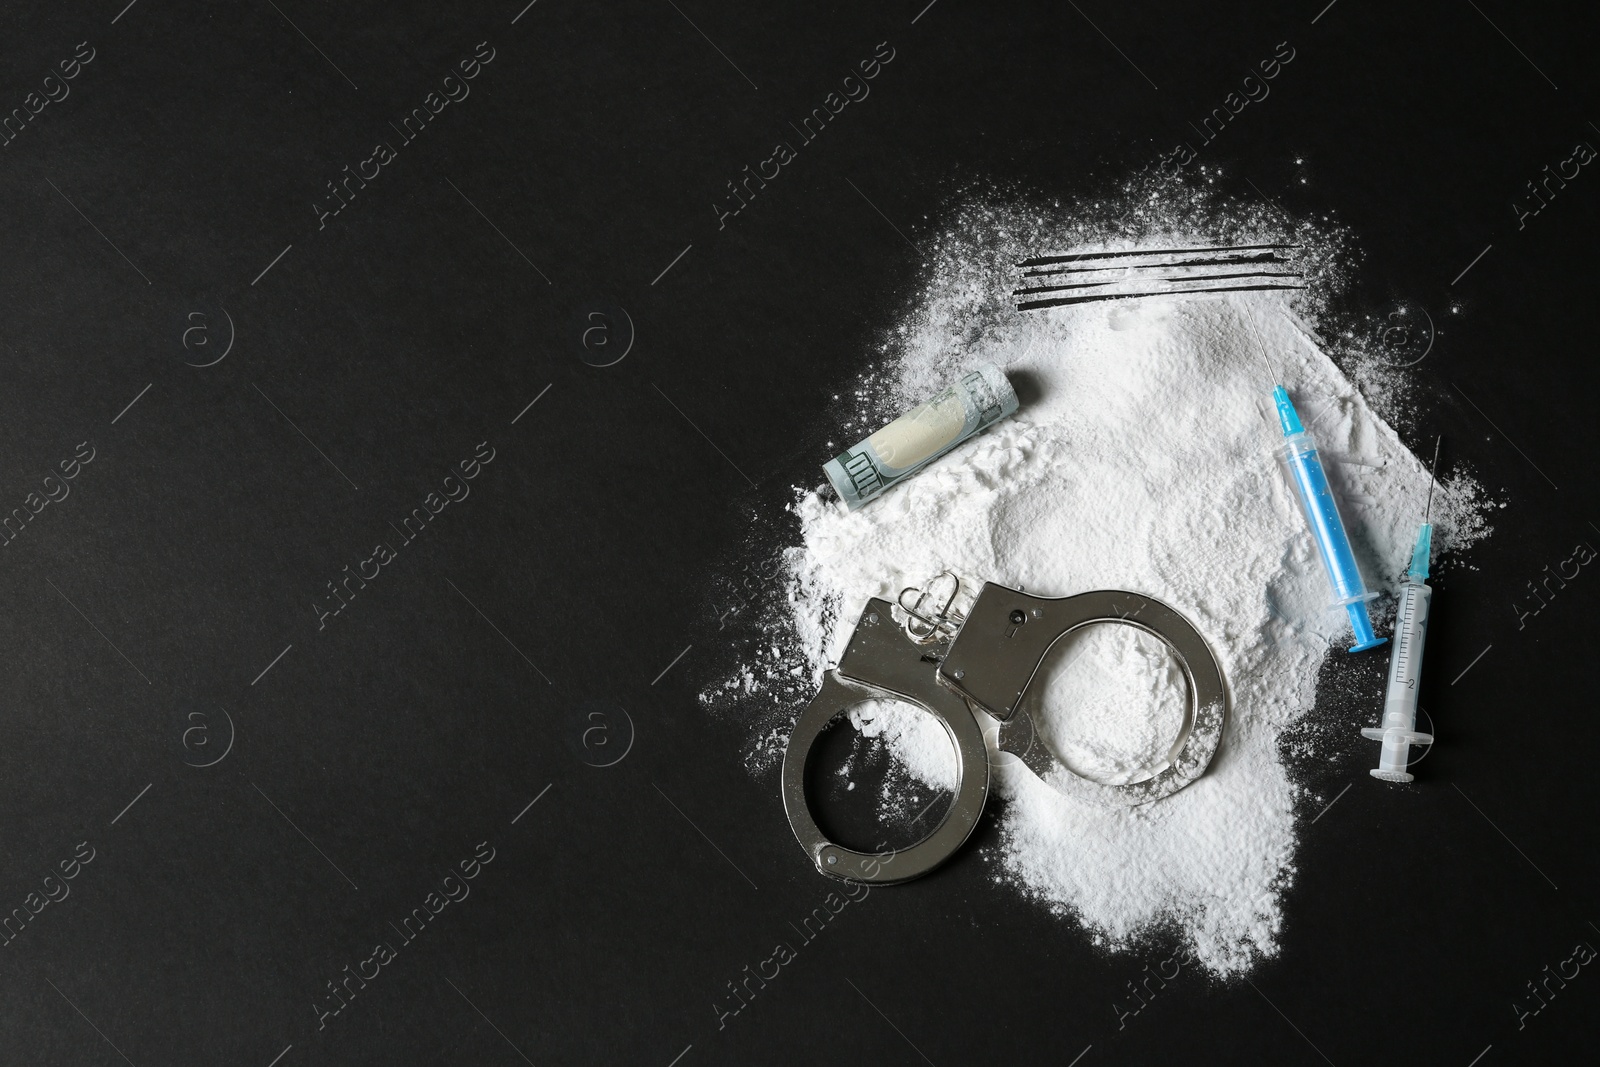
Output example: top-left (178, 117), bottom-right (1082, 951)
top-left (1242, 306), bottom-right (1281, 386)
top-left (1423, 435), bottom-right (1442, 523)
top-left (1251, 330), bottom-right (1279, 386)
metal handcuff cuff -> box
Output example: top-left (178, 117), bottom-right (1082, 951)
top-left (781, 575), bottom-right (1230, 885)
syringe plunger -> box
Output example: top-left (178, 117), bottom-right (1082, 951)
top-left (1365, 723), bottom-right (1430, 782)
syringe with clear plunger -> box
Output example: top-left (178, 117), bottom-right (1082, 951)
top-left (1362, 438), bottom-right (1441, 783)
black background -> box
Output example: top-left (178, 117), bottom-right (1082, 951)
top-left (1, 1), bottom-right (1596, 1064)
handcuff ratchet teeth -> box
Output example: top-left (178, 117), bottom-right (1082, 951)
top-left (781, 578), bottom-right (1230, 884)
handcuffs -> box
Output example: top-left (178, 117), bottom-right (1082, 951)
top-left (781, 575), bottom-right (1229, 885)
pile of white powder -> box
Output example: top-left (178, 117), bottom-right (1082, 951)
top-left (706, 182), bottom-right (1494, 975)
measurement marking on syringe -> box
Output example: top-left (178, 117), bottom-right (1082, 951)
top-left (1450, 644), bottom-right (1493, 686)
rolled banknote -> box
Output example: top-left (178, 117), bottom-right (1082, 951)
top-left (824, 363), bottom-right (1019, 510)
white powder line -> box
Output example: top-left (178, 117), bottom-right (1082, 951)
top-left (666, 1045), bottom-right (693, 1067)
top-left (1310, 0), bottom-right (1340, 24)
top-left (1067, 1044), bottom-right (1093, 1067)
top-left (1466, 1045), bottom-right (1492, 1067)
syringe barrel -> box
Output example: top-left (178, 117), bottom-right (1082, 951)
top-left (1278, 432), bottom-right (1370, 605)
top-left (1382, 579), bottom-right (1432, 728)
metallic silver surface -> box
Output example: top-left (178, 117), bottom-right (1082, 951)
top-left (943, 584), bottom-right (1229, 806)
top-left (780, 599), bottom-right (990, 884)
top-left (783, 584), bottom-right (1230, 883)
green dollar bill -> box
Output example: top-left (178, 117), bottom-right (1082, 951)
top-left (824, 362), bottom-right (1019, 510)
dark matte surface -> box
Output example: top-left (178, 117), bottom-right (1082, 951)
top-left (1, 1), bottom-right (1596, 1064)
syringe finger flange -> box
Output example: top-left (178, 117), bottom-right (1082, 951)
top-left (1360, 727), bottom-right (1433, 744)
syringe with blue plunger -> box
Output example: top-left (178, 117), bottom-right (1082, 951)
top-left (1271, 385), bottom-right (1387, 652)
top-left (1362, 437), bottom-right (1442, 783)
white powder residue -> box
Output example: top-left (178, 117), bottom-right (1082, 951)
top-left (704, 181), bottom-right (1495, 975)
top-left (1026, 624), bottom-right (1189, 787)
top-left (847, 698), bottom-right (959, 792)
